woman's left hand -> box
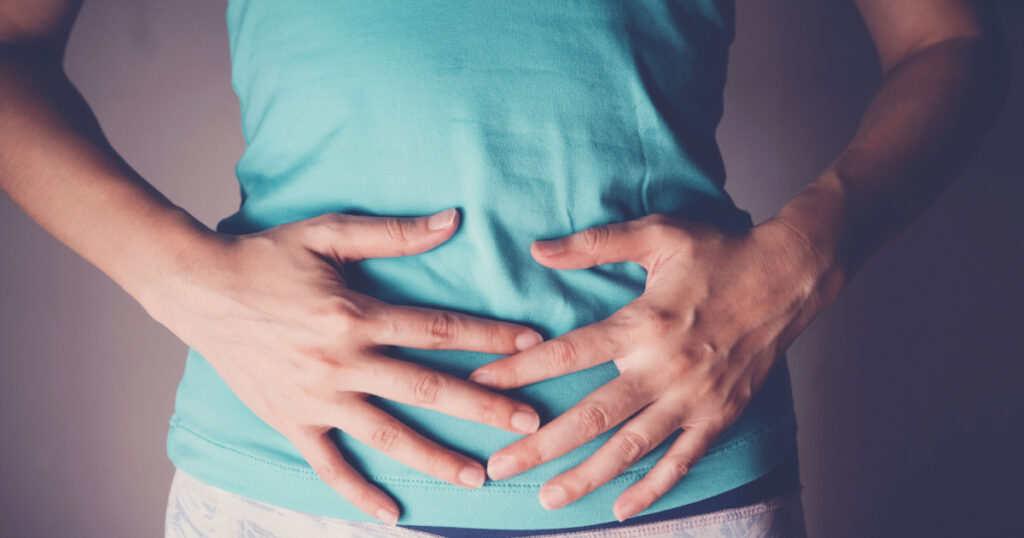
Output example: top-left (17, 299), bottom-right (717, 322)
top-left (468, 212), bottom-right (840, 521)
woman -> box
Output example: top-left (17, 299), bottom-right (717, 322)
top-left (0, 0), bottom-right (1006, 536)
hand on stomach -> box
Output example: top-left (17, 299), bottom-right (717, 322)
top-left (142, 208), bottom-right (544, 525)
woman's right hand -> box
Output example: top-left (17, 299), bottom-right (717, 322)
top-left (139, 208), bottom-right (544, 525)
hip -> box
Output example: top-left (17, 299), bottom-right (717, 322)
top-left (165, 467), bottom-right (806, 538)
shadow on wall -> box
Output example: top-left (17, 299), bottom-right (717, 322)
top-left (719, 1), bottom-right (1024, 537)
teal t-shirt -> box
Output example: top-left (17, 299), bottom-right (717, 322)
top-left (166, 0), bottom-right (798, 529)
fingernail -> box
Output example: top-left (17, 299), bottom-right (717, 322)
top-left (427, 208), bottom-right (457, 231)
top-left (458, 466), bottom-right (486, 488)
top-left (614, 501), bottom-right (640, 522)
top-left (515, 331), bottom-right (543, 351)
top-left (376, 508), bottom-right (399, 525)
top-left (469, 371), bottom-right (495, 387)
top-left (487, 455), bottom-right (518, 481)
top-left (511, 409), bottom-right (540, 434)
top-left (540, 485), bottom-right (568, 510)
top-left (533, 239), bottom-right (564, 256)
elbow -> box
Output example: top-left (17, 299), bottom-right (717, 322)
top-left (0, 40), bottom-right (66, 74)
top-left (0, 40), bottom-right (73, 104)
top-left (919, 31), bottom-right (1013, 138)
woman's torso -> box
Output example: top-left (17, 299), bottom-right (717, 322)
top-left (166, 0), bottom-right (799, 529)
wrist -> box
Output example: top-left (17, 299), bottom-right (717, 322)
top-left (119, 207), bottom-right (234, 317)
top-left (765, 171), bottom-right (853, 310)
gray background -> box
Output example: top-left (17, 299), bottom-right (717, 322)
top-left (1, 1), bottom-right (1021, 536)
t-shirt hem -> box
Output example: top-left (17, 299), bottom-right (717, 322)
top-left (165, 409), bottom-right (798, 529)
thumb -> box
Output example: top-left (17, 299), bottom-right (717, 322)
top-left (307, 208), bottom-right (460, 261)
top-left (530, 215), bottom-right (671, 270)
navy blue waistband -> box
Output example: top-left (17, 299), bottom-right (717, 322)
top-left (401, 444), bottom-right (802, 537)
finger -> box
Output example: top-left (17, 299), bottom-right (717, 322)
top-left (363, 298), bottom-right (544, 355)
top-left (351, 356), bottom-right (541, 435)
top-left (334, 399), bottom-right (489, 490)
top-left (530, 214), bottom-right (682, 270)
top-left (536, 399), bottom-right (684, 511)
top-left (612, 421), bottom-right (723, 522)
top-left (468, 318), bottom-right (627, 390)
top-left (306, 208), bottom-right (462, 261)
top-left (292, 429), bottom-right (400, 525)
top-left (486, 374), bottom-right (652, 481)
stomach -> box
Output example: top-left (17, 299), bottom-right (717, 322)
top-left (207, 0), bottom-right (759, 486)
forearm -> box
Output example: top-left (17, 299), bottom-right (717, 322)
top-left (0, 43), bottom-right (222, 306)
top-left (770, 35), bottom-right (1010, 307)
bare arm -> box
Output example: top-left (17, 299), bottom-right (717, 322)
top-left (0, 0), bottom-right (215, 304)
top-left (0, 1), bottom-right (547, 524)
top-left (468, 0), bottom-right (1010, 521)
top-left (772, 0), bottom-right (1011, 299)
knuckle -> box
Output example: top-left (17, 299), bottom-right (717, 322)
top-left (727, 384), bottom-right (754, 412)
top-left (314, 462), bottom-right (341, 486)
top-left (615, 431), bottom-right (651, 464)
top-left (698, 339), bottom-right (720, 359)
top-left (383, 216), bottom-right (412, 243)
top-left (302, 348), bottom-right (345, 383)
top-left (412, 371), bottom-right (446, 404)
top-left (483, 323), bottom-right (509, 351)
top-left (576, 404), bottom-right (611, 437)
top-left (637, 305), bottom-right (680, 337)
top-left (556, 474), bottom-right (592, 497)
top-left (682, 337), bottom-right (720, 362)
top-left (668, 456), bottom-right (695, 479)
top-left (702, 412), bottom-right (732, 434)
top-left (329, 298), bottom-right (368, 333)
top-left (475, 396), bottom-right (500, 425)
top-left (578, 225), bottom-right (611, 252)
top-left (518, 444), bottom-right (545, 470)
top-left (547, 339), bottom-right (579, 373)
top-left (370, 423), bottom-right (401, 452)
top-left (427, 312), bottom-right (460, 345)
top-left (426, 448), bottom-right (459, 479)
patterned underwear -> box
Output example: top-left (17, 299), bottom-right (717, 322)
top-left (164, 468), bottom-right (807, 537)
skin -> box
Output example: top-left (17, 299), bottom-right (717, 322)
top-left (469, 0), bottom-right (1011, 522)
top-left (0, 0), bottom-right (1010, 528)
top-left (0, 0), bottom-right (547, 526)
